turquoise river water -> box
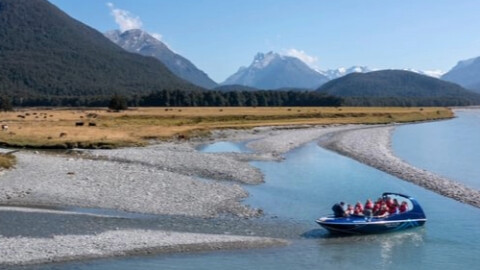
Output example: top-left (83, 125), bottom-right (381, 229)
top-left (20, 110), bottom-right (480, 269)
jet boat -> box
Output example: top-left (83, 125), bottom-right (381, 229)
top-left (316, 192), bottom-right (427, 234)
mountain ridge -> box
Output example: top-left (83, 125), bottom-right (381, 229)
top-left (442, 56), bottom-right (480, 92)
top-left (317, 69), bottom-right (480, 106)
top-left (105, 29), bottom-right (217, 89)
top-left (222, 51), bottom-right (329, 90)
top-left (0, 0), bottom-right (199, 101)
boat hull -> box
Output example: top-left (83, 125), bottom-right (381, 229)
top-left (316, 217), bottom-right (426, 234)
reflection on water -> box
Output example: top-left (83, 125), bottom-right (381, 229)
top-left (378, 230), bottom-right (425, 266)
top-left (312, 228), bottom-right (425, 268)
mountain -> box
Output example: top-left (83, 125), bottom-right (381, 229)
top-left (222, 52), bottom-right (329, 90)
top-left (105, 29), bottom-right (217, 89)
top-left (404, 69), bottom-right (444, 79)
top-left (0, 0), bottom-right (199, 102)
top-left (442, 56), bottom-right (480, 92)
top-left (319, 66), bottom-right (371, 80)
top-left (317, 70), bottom-right (480, 106)
top-left (318, 66), bottom-right (443, 81)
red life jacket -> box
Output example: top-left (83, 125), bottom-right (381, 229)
top-left (365, 202), bottom-right (374, 209)
top-left (378, 208), bottom-right (388, 216)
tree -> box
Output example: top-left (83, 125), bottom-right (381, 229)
top-left (0, 96), bottom-right (13, 112)
top-left (108, 94), bottom-right (128, 111)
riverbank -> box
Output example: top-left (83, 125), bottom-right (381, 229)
top-left (319, 125), bottom-right (480, 208)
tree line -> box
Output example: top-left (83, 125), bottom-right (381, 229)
top-left (1, 90), bottom-right (343, 109)
top-left (2, 89), bottom-right (479, 110)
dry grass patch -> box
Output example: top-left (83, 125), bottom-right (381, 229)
top-left (0, 154), bottom-right (16, 169)
top-left (0, 107), bottom-right (453, 148)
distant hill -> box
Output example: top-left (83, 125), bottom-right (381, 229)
top-left (105, 29), bottom-right (217, 89)
top-left (442, 56), bottom-right (480, 93)
top-left (222, 52), bottom-right (329, 90)
top-left (317, 70), bottom-right (480, 106)
top-left (0, 0), bottom-right (199, 104)
top-left (318, 66), bottom-right (444, 80)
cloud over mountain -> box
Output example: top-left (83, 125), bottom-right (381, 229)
top-left (107, 2), bottom-right (143, 32)
top-left (284, 49), bottom-right (319, 68)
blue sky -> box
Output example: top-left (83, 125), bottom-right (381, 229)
top-left (49, 0), bottom-right (480, 82)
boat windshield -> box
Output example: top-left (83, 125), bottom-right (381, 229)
top-left (382, 193), bottom-right (412, 212)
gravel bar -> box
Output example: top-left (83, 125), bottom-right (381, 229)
top-left (0, 229), bottom-right (286, 266)
top-left (85, 143), bottom-right (264, 184)
top-left (0, 152), bottom-right (258, 218)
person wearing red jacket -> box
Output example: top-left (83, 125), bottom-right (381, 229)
top-left (376, 205), bottom-right (389, 218)
top-left (388, 204), bottom-right (398, 215)
top-left (399, 201), bottom-right (409, 213)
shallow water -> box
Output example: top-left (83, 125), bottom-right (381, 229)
top-left (17, 113), bottom-right (480, 269)
top-left (197, 141), bottom-right (251, 153)
top-left (392, 109), bottom-right (480, 189)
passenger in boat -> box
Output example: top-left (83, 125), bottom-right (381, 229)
top-left (332, 201), bottom-right (347, 217)
top-left (346, 204), bottom-right (355, 215)
top-left (372, 199), bottom-right (382, 215)
top-left (363, 207), bottom-right (372, 217)
top-left (388, 203), bottom-right (398, 215)
top-left (376, 205), bottom-right (389, 218)
top-left (393, 199), bottom-right (400, 207)
top-left (399, 201), bottom-right (408, 213)
top-left (364, 199), bottom-right (374, 210)
top-left (354, 201), bottom-right (364, 215)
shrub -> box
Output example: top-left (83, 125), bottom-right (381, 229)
top-left (108, 94), bottom-right (128, 111)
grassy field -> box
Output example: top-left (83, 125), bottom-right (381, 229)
top-left (0, 107), bottom-right (453, 149)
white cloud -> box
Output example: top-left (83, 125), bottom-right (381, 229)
top-left (284, 48), bottom-right (319, 68)
top-left (151, 33), bottom-right (163, 41)
top-left (106, 2), bottom-right (143, 32)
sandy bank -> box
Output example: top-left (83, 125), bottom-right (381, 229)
top-left (319, 125), bottom-right (480, 208)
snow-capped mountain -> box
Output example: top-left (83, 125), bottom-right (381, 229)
top-left (222, 52), bottom-right (329, 90)
top-left (318, 66), bottom-right (371, 80)
top-left (404, 69), bottom-right (444, 79)
top-left (105, 29), bottom-right (217, 89)
top-left (442, 56), bottom-right (480, 92)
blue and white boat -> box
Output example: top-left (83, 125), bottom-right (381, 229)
top-left (316, 192), bottom-right (427, 234)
